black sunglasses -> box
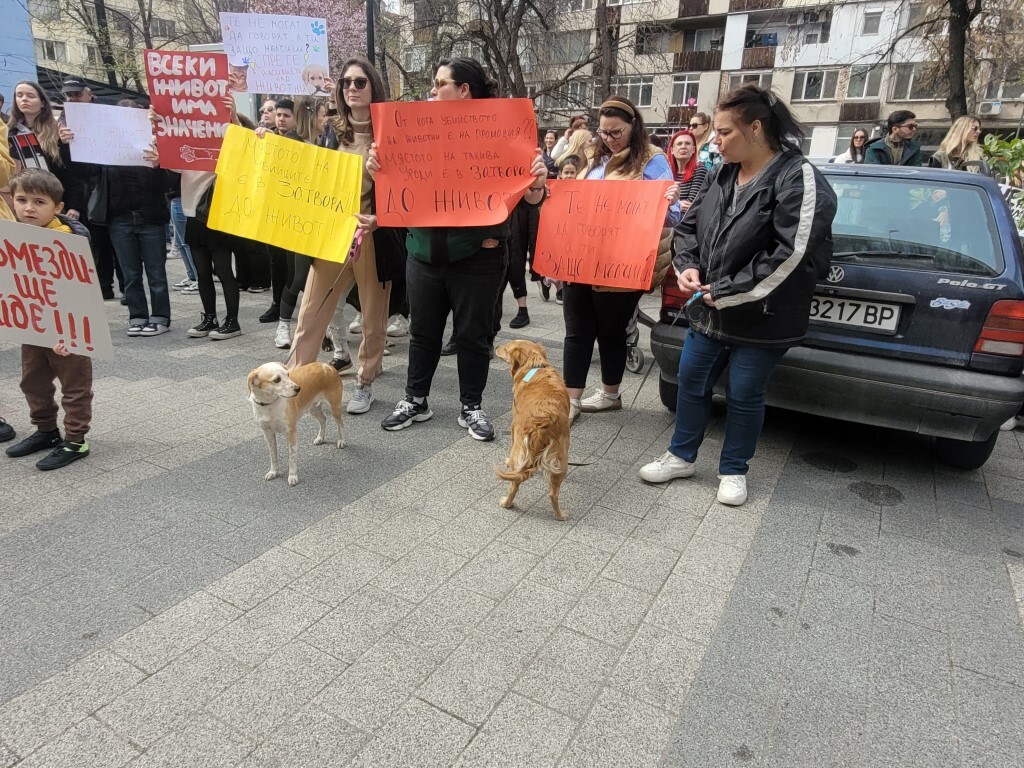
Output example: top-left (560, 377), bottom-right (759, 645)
top-left (342, 77), bottom-right (369, 90)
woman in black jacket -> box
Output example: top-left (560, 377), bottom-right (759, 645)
top-left (640, 84), bottom-right (837, 506)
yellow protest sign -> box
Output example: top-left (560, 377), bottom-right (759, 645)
top-left (207, 124), bottom-right (362, 263)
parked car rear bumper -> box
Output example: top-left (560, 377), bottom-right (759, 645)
top-left (651, 323), bottom-right (1024, 442)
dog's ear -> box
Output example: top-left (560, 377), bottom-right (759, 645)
top-left (246, 370), bottom-right (259, 395)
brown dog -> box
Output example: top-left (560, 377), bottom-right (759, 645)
top-left (247, 362), bottom-right (345, 486)
top-left (495, 340), bottom-right (570, 520)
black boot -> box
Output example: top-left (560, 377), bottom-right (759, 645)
top-left (440, 337), bottom-right (457, 356)
top-left (209, 317), bottom-right (241, 340)
top-left (509, 307), bottom-right (530, 329)
top-left (187, 313), bottom-right (219, 338)
top-left (259, 303), bottom-right (280, 323)
top-left (6, 429), bottom-right (61, 458)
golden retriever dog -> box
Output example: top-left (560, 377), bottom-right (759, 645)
top-left (247, 362), bottom-right (344, 486)
top-left (495, 340), bottom-right (570, 521)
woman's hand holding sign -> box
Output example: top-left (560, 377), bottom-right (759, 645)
top-left (366, 143), bottom-right (379, 179)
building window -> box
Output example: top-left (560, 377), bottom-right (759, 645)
top-left (151, 18), bottom-right (175, 38)
top-left (28, 0), bottom-right (60, 20)
top-left (550, 30), bottom-right (592, 63)
top-left (607, 76), bottom-right (654, 107)
top-left (847, 65), bottom-right (883, 100)
top-left (451, 40), bottom-right (484, 61)
top-left (404, 46), bottom-right (427, 73)
top-left (636, 25), bottom-right (671, 55)
top-left (671, 74), bottom-right (700, 106)
top-left (985, 64), bottom-right (1024, 100)
top-left (891, 63), bottom-right (941, 100)
top-left (608, 0), bottom-right (645, 5)
top-left (563, 0), bottom-right (595, 9)
top-left (728, 71), bottom-right (772, 91)
top-left (684, 28), bottom-right (723, 52)
top-left (861, 10), bottom-right (882, 35)
top-left (85, 44), bottom-right (103, 67)
top-left (791, 70), bottom-right (839, 101)
top-left (904, 3), bottom-right (942, 37)
top-left (538, 80), bottom-right (590, 112)
top-left (34, 39), bottom-right (67, 63)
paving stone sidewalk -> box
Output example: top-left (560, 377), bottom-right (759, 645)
top-left (1, 264), bottom-right (1023, 767)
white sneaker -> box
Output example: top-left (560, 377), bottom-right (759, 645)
top-left (349, 313), bottom-right (362, 334)
top-left (1000, 416), bottom-right (1022, 431)
top-left (181, 281), bottom-right (200, 294)
top-left (717, 474), bottom-right (748, 506)
top-left (347, 384), bottom-right (374, 414)
top-left (386, 314), bottom-right (409, 337)
top-left (569, 400), bottom-right (581, 424)
top-left (274, 320), bottom-right (292, 349)
top-left (580, 389), bottom-right (622, 413)
top-left (168, 245), bottom-right (180, 260)
top-left (639, 451), bottom-right (696, 483)
top-left (172, 277), bottom-right (191, 290)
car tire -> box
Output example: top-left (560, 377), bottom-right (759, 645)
top-left (659, 376), bottom-right (678, 412)
top-left (933, 431), bottom-right (998, 470)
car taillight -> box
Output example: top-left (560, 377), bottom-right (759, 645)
top-left (662, 280), bottom-right (686, 310)
top-left (974, 300), bottom-right (1024, 356)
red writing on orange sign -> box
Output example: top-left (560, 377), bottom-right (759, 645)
top-left (371, 99), bottom-right (538, 227)
top-left (534, 180), bottom-right (671, 291)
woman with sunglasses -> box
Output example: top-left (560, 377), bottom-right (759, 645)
top-left (367, 58), bottom-right (548, 440)
top-left (834, 128), bottom-right (868, 164)
top-left (287, 58), bottom-right (401, 416)
top-left (929, 116), bottom-right (989, 174)
top-left (689, 111), bottom-right (721, 172)
top-left (563, 96), bottom-right (681, 423)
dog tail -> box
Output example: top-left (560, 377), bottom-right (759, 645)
top-left (538, 441), bottom-right (564, 476)
top-left (496, 435), bottom-right (536, 483)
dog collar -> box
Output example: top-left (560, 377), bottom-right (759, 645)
top-left (523, 367), bottom-right (543, 382)
top-left (249, 394), bottom-right (273, 407)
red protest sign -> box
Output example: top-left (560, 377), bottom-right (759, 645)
top-left (145, 49), bottom-right (232, 171)
top-left (0, 219), bottom-right (113, 359)
top-left (533, 179), bottom-right (672, 291)
top-left (370, 99), bottom-right (538, 227)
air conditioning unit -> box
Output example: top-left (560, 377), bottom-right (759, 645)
top-left (980, 100), bottom-right (1003, 116)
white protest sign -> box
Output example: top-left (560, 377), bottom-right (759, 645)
top-left (0, 219), bottom-right (113, 359)
top-left (219, 12), bottom-right (330, 96)
top-left (63, 102), bottom-right (153, 167)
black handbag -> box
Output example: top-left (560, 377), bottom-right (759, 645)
top-left (87, 168), bottom-right (108, 225)
top-left (195, 181), bottom-right (216, 224)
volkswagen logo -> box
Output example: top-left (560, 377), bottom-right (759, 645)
top-left (827, 266), bottom-right (845, 283)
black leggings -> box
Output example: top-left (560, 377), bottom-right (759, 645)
top-left (280, 253), bottom-right (313, 321)
top-left (562, 283), bottom-right (644, 389)
top-left (186, 217), bottom-right (239, 319)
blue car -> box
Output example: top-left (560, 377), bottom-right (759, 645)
top-left (651, 165), bottom-right (1024, 469)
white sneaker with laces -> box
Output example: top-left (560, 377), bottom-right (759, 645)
top-left (349, 313), bottom-right (363, 334)
top-left (1000, 416), bottom-right (1023, 431)
top-left (181, 280), bottom-right (199, 294)
top-left (274, 320), bottom-right (292, 349)
top-left (386, 314), bottom-right (409, 337)
top-left (569, 400), bottom-right (581, 424)
top-left (579, 389), bottom-right (622, 413)
top-left (172, 277), bottom-right (191, 290)
top-left (717, 474), bottom-right (748, 506)
top-left (347, 384), bottom-right (374, 414)
top-left (639, 451), bottom-right (696, 483)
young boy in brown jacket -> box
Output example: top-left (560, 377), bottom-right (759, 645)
top-left (5, 169), bottom-right (93, 470)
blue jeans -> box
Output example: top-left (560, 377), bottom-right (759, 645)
top-left (170, 197), bottom-right (196, 281)
top-left (669, 329), bottom-right (786, 475)
top-left (109, 213), bottom-right (171, 326)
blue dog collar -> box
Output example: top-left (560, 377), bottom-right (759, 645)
top-left (523, 367), bottom-right (541, 382)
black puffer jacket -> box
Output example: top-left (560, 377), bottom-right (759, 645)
top-left (672, 149), bottom-right (837, 348)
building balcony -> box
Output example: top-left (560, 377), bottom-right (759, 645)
top-left (673, 49), bottom-right (723, 71)
top-left (678, 0), bottom-right (710, 16)
top-left (741, 46), bottom-right (776, 68)
top-left (667, 105), bottom-right (697, 126)
top-left (839, 101), bottom-right (881, 123)
top-left (729, 0), bottom-right (782, 10)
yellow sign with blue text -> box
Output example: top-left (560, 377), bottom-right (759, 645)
top-left (207, 124), bottom-right (362, 263)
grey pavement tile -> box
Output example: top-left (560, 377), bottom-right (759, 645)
top-left (279, 512), bottom-right (376, 564)
top-left (811, 528), bottom-right (879, 585)
top-left (673, 534), bottom-right (751, 592)
top-left (564, 506), bottom-right (639, 554)
top-left (288, 546), bottom-right (395, 608)
top-left (0, 650), bottom-right (146, 758)
top-left (477, 580), bottom-right (575, 650)
top-left (451, 541), bottom-right (541, 600)
top-left (934, 473), bottom-right (990, 511)
top-left (354, 510), bottom-right (444, 559)
top-left (755, 500), bottom-right (823, 547)
top-left (793, 571), bottom-right (874, 659)
top-left (695, 505), bottom-right (763, 548)
top-left (527, 539), bottom-right (611, 597)
top-left (302, 586), bottom-right (415, 663)
top-left (236, 706), bottom-right (367, 767)
top-left (645, 574), bottom-right (730, 646)
top-left (874, 531), bottom-right (950, 632)
top-left (560, 686), bottom-right (676, 768)
top-left (348, 698), bottom-right (475, 768)
top-left (206, 547), bottom-right (313, 611)
top-left (497, 512), bottom-right (575, 556)
top-left (601, 538), bottom-right (679, 595)
top-left (206, 640), bottom-right (345, 739)
top-left (957, 738), bottom-right (1018, 768)
top-left (14, 717), bottom-right (138, 768)
top-left (630, 505), bottom-right (702, 552)
top-left (0, 741), bottom-right (13, 768)
top-left (648, 475), bottom-right (718, 515)
top-left (313, 635), bottom-right (441, 731)
top-left (563, 577), bottom-right (654, 648)
top-left (454, 693), bottom-right (574, 768)
top-left (871, 615), bottom-right (952, 692)
top-left (596, 478), bottom-right (666, 519)
top-left (608, 623), bottom-right (703, 713)
top-left (761, 694), bottom-right (868, 768)
top-left (417, 476), bottom-right (501, 522)
top-left (950, 623), bottom-right (1024, 688)
top-left (867, 676), bottom-right (957, 768)
top-left (128, 711), bottom-right (254, 768)
top-left (372, 544), bottom-right (468, 603)
top-left (428, 507), bottom-right (522, 559)
top-left (956, 669), bottom-right (1024, 754)
top-left (110, 591), bottom-right (242, 673)
top-left (513, 627), bottom-right (617, 721)
top-left (393, 584), bottom-right (498, 657)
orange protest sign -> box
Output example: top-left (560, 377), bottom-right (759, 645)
top-left (533, 180), bottom-right (672, 291)
top-left (370, 99), bottom-right (537, 227)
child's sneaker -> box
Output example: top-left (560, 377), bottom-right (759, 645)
top-left (36, 440), bottom-right (89, 471)
top-left (0, 417), bottom-right (15, 443)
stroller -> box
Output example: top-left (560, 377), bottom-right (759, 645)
top-left (625, 304), bottom-right (656, 373)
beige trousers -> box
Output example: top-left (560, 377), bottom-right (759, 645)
top-left (288, 237), bottom-right (391, 385)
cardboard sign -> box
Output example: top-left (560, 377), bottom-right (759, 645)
top-left (0, 219), bottom-right (113, 359)
top-left (371, 99), bottom-right (538, 227)
top-left (219, 12), bottom-right (330, 96)
top-left (145, 50), bottom-right (232, 172)
top-left (533, 179), bottom-right (672, 291)
top-left (62, 102), bottom-right (153, 167)
top-left (207, 124), bottom-right (362, 263)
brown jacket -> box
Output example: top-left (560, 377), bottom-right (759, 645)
top-left (0, 122), bottom-right (16, 221)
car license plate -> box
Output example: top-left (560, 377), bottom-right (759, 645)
top-left (810, 296), bottom-right (900, 332)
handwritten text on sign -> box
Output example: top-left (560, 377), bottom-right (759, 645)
top-left (533, 180), bottom-right (671, 291)
top-left (219, 12), bottom-right (330, 96)
top-left (207, 124), bottom-right (362, 263)
top-left (371, 99), bottom-right (537, 227)
top-left (63, 102), bottom-right (153, 167)
top-left (0, 219), bottom-right (113, 359)
top-left (145, 50), bottom-right (231, 172)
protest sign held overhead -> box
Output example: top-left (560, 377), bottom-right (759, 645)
top-left (534, 180), bottom-right (672, 291)
top-left (0, 219), bottom-right (113, 359)
top-left (219, 12), bottom-right (330, 96)
top-left (145, 50), bottom-right (232, 172)
top-left (371, 99), bottom-right (538, 228)
top-left (62, 103), bottom-right (153, 167)
top-left (207, 124), bottom-right (362, 263)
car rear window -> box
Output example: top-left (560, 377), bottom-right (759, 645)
top-left (829, 177), bottom-right (1004, 277)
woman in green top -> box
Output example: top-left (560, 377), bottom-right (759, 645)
top-left (368, 57), bottom-right (547, 441)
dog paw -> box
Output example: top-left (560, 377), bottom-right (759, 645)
top-left (336, 439), bottom-right (345, 448)
top-left (313, 436), bottom-right (326, 445)
top-left (265, 470), bottom-right (279, 481)
top-left (553, 510), bottom-right (568, 522)
top-left (288, 475), bottom-right (299, 486)
top-left (499, 496), bottom-right (513, 509)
